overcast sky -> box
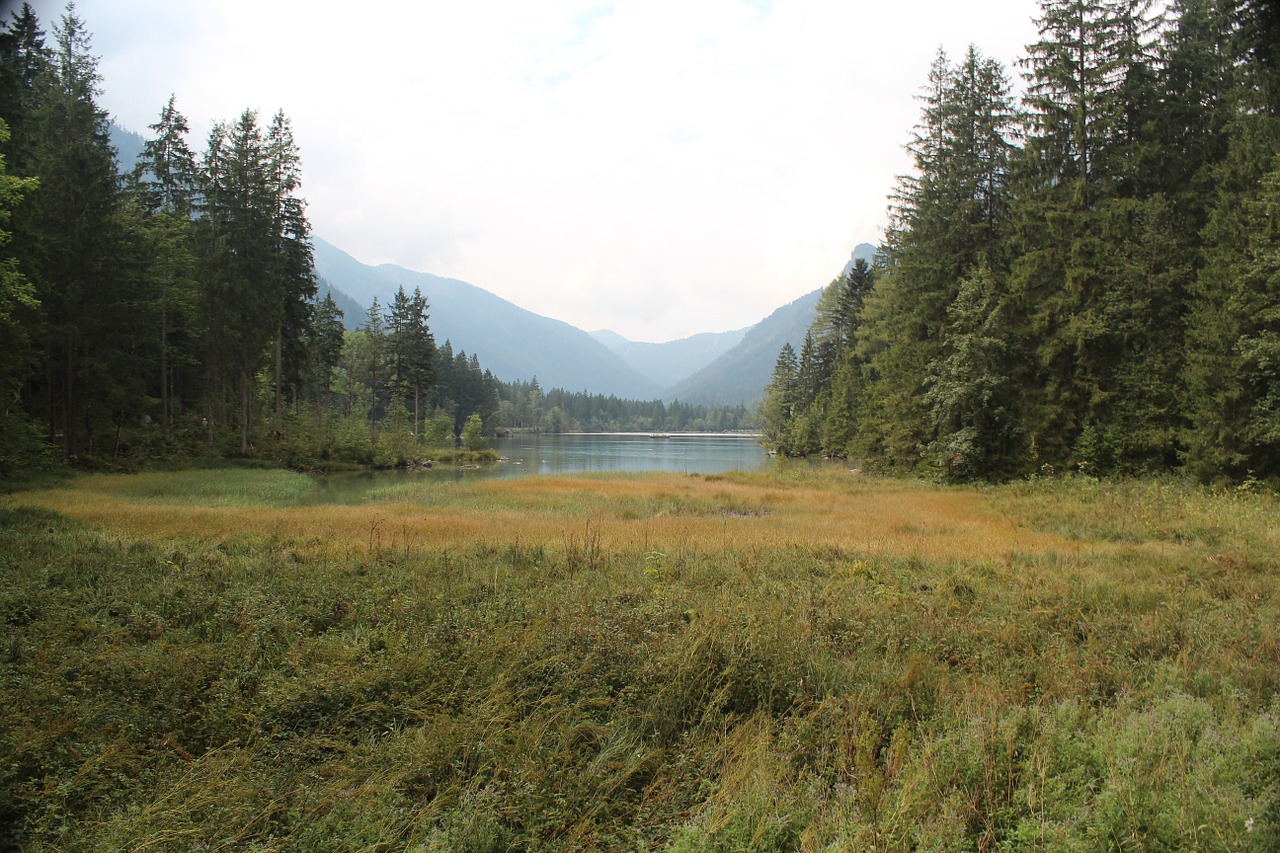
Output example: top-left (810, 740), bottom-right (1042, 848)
top-left (22, 0), bottom-right (1043, 342)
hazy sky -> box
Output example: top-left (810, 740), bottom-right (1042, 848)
top-left (23, 0), bottom-right (1043, 342)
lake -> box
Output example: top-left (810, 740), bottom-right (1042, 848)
top-left (489, 432), bottom-right (772, 476)
top-left (312, 433), bottom-right (774, 501)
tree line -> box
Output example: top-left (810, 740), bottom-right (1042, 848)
top-left (0, 4), bottom-right (753, 473)
top-left (0, 3), bottom-right (326, 469)
top-left (761, 0), bottom-right (1280, 483)
top-left (497, 378), bottom-right (753, 434)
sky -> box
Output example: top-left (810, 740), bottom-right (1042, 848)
top-left (21, 0), bottom-right (1043, 343)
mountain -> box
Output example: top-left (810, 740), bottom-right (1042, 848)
top-left (109, 122), bottom-right (146, 173)
top-left (316, 275), bottom-right (365, 331)
top-left (842, 242), bottom-right (878, 277)
top-left (590, 326), bottom-right (749, 389)
top-left (664, 288), bottom-right (824, 407)
top-left (313, 238), bottom-right (663, 399)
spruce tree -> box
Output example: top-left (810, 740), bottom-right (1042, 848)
top-left (22, 5), bottom-right (122, 458)
top-left (854, 46), bottom-right (1018, 472)
top-left (760, 343), bottom-right (798, 455)
top-left (133, 95), bottom-right (198, 433)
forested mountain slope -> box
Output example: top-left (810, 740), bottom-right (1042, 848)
top-left (664, 288), bottom-right (824, 406)
top-left (313, 238), bottom-right (663, 399)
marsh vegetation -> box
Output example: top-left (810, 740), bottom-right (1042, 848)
top-left (2, 468), bottom-right (1278, 850)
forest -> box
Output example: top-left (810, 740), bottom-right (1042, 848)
top-left (0, 3), bottom-right (750, 477)
top-left (760, 0), bottom-right (1280, 483)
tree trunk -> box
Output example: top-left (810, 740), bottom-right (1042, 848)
top-left (63, 333), bottom-right (77, 460)
top-left (273, 327), bottom-right (283, 436)
top-left (160, 287), bottom-right (169, 433)
top-left (240, 370), bottom-right (250, 455)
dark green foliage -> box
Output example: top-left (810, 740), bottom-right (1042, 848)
top-left (759, 342), bottom-right (798, 454)
top-left (923, 264), bottom-right (1024, 479)
top-left (762, 1), bottom-right (1280, 483)
top-left (1184, 156), bottom-right (1280, 479)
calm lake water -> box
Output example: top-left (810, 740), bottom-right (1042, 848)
top-left (491, 432), bottom-right (772, 477)
top-left (312, 433), bottom-right (773, 501)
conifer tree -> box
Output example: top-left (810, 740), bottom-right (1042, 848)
top-left (305, 291), bottom-right (345, 404)
top-left (0, 3), bottom-right (48, 176)
top-left (387, 285), bottom-right (436, 434)
top-left (851, 46), bottom-right (1018, 472)
top-left (265, 110), bottom-right (315, 433)
top-left (22, 5), bottom-right (121, 458)
top-left (760, 343), bottom-right (798, 455)
top-left (923, 264), bottom-right (1023, 479)
top-left (133, 95), bottom-right (198, 433)
top-left (0, 117), bottom-right (41, 472)
top-left (362, 296), bottom-right (385, 439)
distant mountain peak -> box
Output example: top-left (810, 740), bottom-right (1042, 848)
top-left (842, 242), bottom-right (878, 278)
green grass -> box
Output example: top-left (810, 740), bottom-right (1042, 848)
top-left (59, 468), bottom-right (321, 507)
top-left (1, 472), bottom-right (1278, 850)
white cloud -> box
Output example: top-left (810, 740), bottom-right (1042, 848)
top-left (28, 0), bottom-right (1042, 342)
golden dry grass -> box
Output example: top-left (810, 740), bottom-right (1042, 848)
top-left (9, 469), bottom-right (1087, 563)
top-left (4, 469), bottom-right (1278, 849)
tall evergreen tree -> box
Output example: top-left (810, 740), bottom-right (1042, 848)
top-left (362, 296), bottom-right (385, 439)
top-left (264, 110), bottom-right (315, 434)
top-left (198, 111), bottom-right (274, 453)
top-left (851, 46), bottom-right (1018, 472)
top-left (21, 5), bottom-right (122, 458)
top-left (759, 343), bottom-right (798, 455)
top-left (387, 284), bottom-right (436, 434)
top-left (0, 117), bottom-right (41, 472)
top-left (0, 3), bottom-right (48, 176)
top-left (133, 95), bottom-right (198, 433)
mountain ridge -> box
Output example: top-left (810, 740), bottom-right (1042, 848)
top-left (314, 236), bottom-right (871, 404)
top-left (663, 288), bottom-right (825, 406)
top-left (313, 238), bottom-right (663, 399)
top-left (589, 327), bottom-right (749, 390)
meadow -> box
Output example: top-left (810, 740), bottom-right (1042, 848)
top-left (1, 467), bottom-right (1278, 850)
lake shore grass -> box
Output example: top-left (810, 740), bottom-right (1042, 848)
top-left (2, 469), bottom-right (1277, 849)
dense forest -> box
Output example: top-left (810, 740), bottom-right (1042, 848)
top-left (762, 0), bottom-right (1280, 483)
top-left (0, 4), bottom-right (750, 475)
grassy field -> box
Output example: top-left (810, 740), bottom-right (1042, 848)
top-left (1, 467), bottom-right (1278, 850)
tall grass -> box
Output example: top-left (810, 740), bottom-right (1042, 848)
top-left (1, 471), bottom-right (1277, 850)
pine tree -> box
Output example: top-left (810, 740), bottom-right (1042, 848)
top-left (264, 110), bottom-right (315, 434)
top-left (760, 343), bottom-right (798, 455)
top-left (21, 5), bottom-right (122, 459)
top-left (306, 291), bottom-right (345, 402)
top-left (854, 46), bottom-right (1018, 471)
top-left (133, 95), bottom-right (198, 433)
top-left (387, 285), bottom-right (436, 434)
top-left (1184, 154), bottom-right (1280, 479)
top-left (0, 3), bottom-right (48, 177)
top-left (0, 117), bottom-right (42, 472)
top-left (922, 264), bottom-right (1024, 479)
top-left (362, 296), bottom-right (385, 439)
